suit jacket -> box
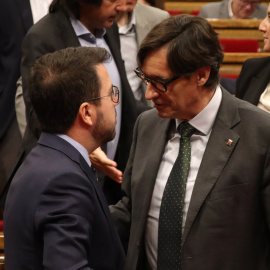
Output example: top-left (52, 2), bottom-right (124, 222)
top-left (199, 0), bottom-right (267, 18)
top-left (111, 89), bottom-right (270, 270)
top-left (4, 133), bottom-right (125, 270)
top-left (19, 7), bottom-right (138, 204)
top-left (0, 0), bottom-right (33, 139)
top-left (236, 56), bottom-right (270, 105)
top-left (134, 2), bottom-right (170, 47)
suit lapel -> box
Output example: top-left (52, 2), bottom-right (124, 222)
top-left (38, 133), bottom-right (113, 223)
top-left (16, 0), bottom-right (33, 31)
top-left (56, 8), bottom-right (81, 47)
top-left (241, 62), bottom-right (270, 105)
top-left (182, 90), bottom-right (240, 244)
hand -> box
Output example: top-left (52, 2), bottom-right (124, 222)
top-left (89, 147), bottom-right (123, 184)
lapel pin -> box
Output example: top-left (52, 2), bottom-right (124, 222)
top-left (226, 139), bottom-right (233, 146)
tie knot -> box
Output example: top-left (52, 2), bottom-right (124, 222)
top-left (178, 121), bottom-right (196, 138)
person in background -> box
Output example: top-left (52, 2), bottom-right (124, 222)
top-left (116, 0), bottom-right (169, 108)
top-left (0, 0), bottom-right (51, 196)
top-left (4, 47), bottom-right (125, 270)
top-left (199, 0), bottom-right (267, 19)
top-left (236, 3), bottom-right (270, 110)
top-left (111, 15), bottom-right (270, 270)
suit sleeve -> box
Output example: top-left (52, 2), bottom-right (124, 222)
top-left (235, 59), bottom-right (251, 99)
top-left (34, 172), bottom-right (96, 270)
top-left (110, 113), bottom-right (142, 247)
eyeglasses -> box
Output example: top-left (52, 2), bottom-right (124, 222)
top-left (134, 67), bottom-right (182, 93)
top-left (239, 0), bottom-right (259, 7)
top-left (88, 85), bottom-right (119, 103)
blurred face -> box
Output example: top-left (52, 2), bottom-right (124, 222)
top-left (79, 0), bottom-right (126, 33)
top-left (259, 4), bottom-right (270, 52)
top-left (141, 46), bottom-right (213, 120)
top-left (231, 0), bottom-right (260, 18)
top-left (92, 64), bottom-right (118, 145)
top-left (125, 0), bottom-right (137, 12)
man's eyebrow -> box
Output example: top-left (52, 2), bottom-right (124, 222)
top-left (145, 74), bottom-right (171, 81)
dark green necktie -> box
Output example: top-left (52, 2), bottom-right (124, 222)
top-left (157, 121), bottom-right (197, 270)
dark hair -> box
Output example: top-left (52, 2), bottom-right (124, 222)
top-left (49, 0), bottom-right (103, 19)
top-left (29, 47), bottom-right (110, 134)
top-left (137, 15), bottom-right (224, 88)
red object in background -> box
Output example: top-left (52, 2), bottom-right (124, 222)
top-left (221, 74), bottom-right (239, 79)
top-left (219, 39), bottom-right (259, 53)
top-left (166, 10), bottom-right (181, 16)
top-left (191, 10), bottom-right (200, 15)
top-left (0, 221), bottom-right (3, 232)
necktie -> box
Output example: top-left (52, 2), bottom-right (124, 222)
top-left (157, 121), bottom-right (196, 270)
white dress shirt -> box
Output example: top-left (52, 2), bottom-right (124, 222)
top-left (145, 86), bottom-right (222, 269)
top-left (258, 81), bottom-right (270, 113)
top-left (119, 12), bottom-right (142, 101)
top-left (30, 0), bottom-right (52, 24)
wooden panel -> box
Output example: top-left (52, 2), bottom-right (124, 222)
top-left (165, 2), bottom-right (268, 13)
top-left (223, 52), bottom-right (270, 62)
top-left (208, 18), bottom-right (262, 28)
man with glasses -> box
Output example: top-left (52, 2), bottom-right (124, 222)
top-left (4, 47), bottom-right (125, 269)
top-left (199, 0), bottom-right (267, 18)
top-left (2, 0), bottom-right (139, 207)
top-left (111, 15), bottom-right (270, 269)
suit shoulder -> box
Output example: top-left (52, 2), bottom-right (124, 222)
top-left (236, 97), bottom-right (270, 123)
top-left (135, 2), bottom-right (170, 18)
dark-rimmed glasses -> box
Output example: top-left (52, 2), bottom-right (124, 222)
top-left (134, 67), bottom-right (182, 93)
top-left (88, 85), bottom-right (119, 103)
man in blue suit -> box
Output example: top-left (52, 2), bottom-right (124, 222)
top-left (4, 47), bottom-right (125, 270)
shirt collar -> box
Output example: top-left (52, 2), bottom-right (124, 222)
top-left (56, 134), bottom-right (92, 167)
top-left (175, 85), bottom-right (222, 136)
top-left (229, 0), bottom-right (235, 18)
top-left (118, 11), bottom-right (136, 35)
top-left (69, 16), bottom-right (106, 43)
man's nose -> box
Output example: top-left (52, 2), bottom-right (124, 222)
top-left (145, 83), bottom-right (159, 100)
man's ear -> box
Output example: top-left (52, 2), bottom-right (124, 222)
top-left (197, 66), bottom-right (211, 86)
top-left (78, 102), bottom-right (95, 127)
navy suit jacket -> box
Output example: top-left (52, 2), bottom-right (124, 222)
top-left (236, 56), bottom-right (270, 105)
top-left (0, 0), bottom-right (33, 139)
top-left (4, 133), bottom-right (125, 269)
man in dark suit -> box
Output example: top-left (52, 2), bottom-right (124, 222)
top-left (110, 15), bottom-right (270, 270)
top-left (19, 0), bottom-right (138, 204)
top-left (236, 4), bottom-right (270, 110)
top-left (4, 47), bottom-right (125, 270)
top-left (0, 0), bottom-right (33, 194)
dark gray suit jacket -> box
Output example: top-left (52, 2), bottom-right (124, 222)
top-left (199, 0), bottom-right (267, 18)
top-left (111, 89), bottom-right (270, 270)
top-left (236, 56), bottom-right (270, 105)
top-left (4, 133), bottom-right (125, 269)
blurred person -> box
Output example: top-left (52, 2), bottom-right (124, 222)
top-left (199, 0), bottom-right (267, 19)
top-left (4, 47), bottom-right (125, 270)
top-left (111, 15), bottom-right (270, 270)
top-left (0, 0), bottom-right (51, 196)
top-left (236, 3), bottom-right (270, 110)
top-left (116, 0), bottom-right (169, 107)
